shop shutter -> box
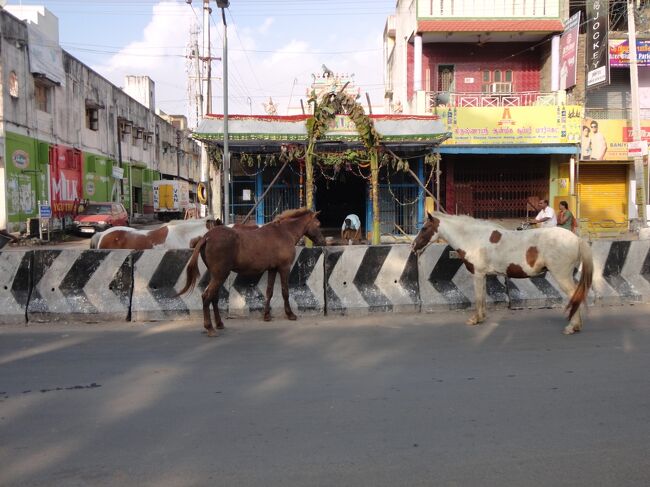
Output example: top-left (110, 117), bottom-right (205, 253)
top-left (577, 164), bottom-right (628, 225)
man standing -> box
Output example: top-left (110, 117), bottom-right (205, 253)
top-left (589, 120), bottom-right (607, 160)
top-left (535, 199), bottom-right (557, 227)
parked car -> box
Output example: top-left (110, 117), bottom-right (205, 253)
top-left (72, 202), bottom-right (129, 235)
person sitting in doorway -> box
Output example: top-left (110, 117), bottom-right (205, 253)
top-left (534, 199), bottom-right (557, 227)
top-left (557, 200), bottom-right (577, 233)
top-left (341, 214), bottom-right (361, 245)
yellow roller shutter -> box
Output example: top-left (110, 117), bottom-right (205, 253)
top-left (577, 165), bottom-right (628, 226)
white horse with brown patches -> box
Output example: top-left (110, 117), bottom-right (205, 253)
top-left (412, 212), bottom-right (593, 335)
top-left (90, 218), bottom-right (221, 250)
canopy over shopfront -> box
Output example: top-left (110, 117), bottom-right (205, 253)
top-left (193, 114), bottom-right (450, 244)
top-left (194, 114), bottom-right (450, 150)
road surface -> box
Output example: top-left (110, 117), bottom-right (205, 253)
top-left (1, 306), bottom-right (649, 486)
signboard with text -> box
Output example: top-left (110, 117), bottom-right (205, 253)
top-left (560, 11), bottom-right (581, 90)
top-left (586, 0), bottom-right (610, 89)
top-left (441, 106), bottom-right (582, 146)
top-left (581, 118), bottom-right (650, 161)
top-left (609, 39), bottom-right (650, 67)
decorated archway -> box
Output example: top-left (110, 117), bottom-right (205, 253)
top-left (194, 113), bottom-right (449, 244)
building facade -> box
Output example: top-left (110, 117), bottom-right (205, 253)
top-left (384, 0), bottom-right (649, 228)
top-left (0, 6), bottom-right (200, 232)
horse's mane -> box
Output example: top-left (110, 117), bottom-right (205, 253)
top-left (167, 217), bottom-right (210, 226)
top-left (439, 213), bottom-right (507, 230)
top-left (273, 207), bottom-right (313, 222)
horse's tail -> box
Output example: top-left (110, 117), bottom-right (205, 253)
top-left (566, 238), bottom-right (593, 320)
top-left (177, 235), bottom-right (206, 296)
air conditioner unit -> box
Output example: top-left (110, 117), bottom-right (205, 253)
top-left (490, 82), bottom-right (512, 94)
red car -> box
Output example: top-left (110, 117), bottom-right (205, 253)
top-left (72, 202), bottom-right (129, 235)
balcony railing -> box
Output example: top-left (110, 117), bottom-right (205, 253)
top-left (426, 91), bottom-right (559, 110)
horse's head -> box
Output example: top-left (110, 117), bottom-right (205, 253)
top-left (412, 212), bottom-right (440, 254)
top-left (304, 211), bottom-right (326, 246)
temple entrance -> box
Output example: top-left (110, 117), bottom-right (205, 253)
top-left (315, 169), bottom-right (367, 239)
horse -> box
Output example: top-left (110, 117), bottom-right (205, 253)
top-left (90, 218), bottom-right (220, 250)
top-left (178, 208), bottom-right (326, 337)
top-left (411, 212), bottom-right (594, 335)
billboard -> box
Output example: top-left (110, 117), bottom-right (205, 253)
top-left (442, 106), bottom-right (582, 146)
top-left (586, 0), bottom-right (610, 89)
top-left (560, 12), bottom-right (581, 90)
top-left (580, 118), bottom-right (650, 161)
top-left (609, 39), bottom-right (650, 67)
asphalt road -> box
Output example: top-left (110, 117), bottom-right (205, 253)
top-left (1, 306), bottom-right (650, 486)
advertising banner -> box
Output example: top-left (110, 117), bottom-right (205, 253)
top-left (586, 0), bottom-right (610, 89)
top-left (609, 39), bottom-right (650, 67)
top-left (580, 118), bottom-right (650, 161)
top-left (50, 146), bottom-right (83, 215)
top-left (560, 11), bottom-right (581, 90)
top-left (441, 106), bottom-right (582, 146)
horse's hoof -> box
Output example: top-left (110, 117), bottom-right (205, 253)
top-left (263, 314), bottom-right (272, 322)
top-left (563, 327), bottom-right (575, 335)
top-left (216, 323), bottom-right (225, 330)
top-left (206, 329), bottom-right (218, 337)
top-left (287, 313), bottom-right (297, 321)
top-left (466, 316), bottom-right (481, 325)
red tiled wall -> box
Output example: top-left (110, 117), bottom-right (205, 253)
top-left (421, 43), bottom-right (541, 92)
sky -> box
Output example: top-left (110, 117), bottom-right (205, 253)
top-left (8, 0), bottom-right (396, 125)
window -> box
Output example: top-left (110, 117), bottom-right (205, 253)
top-left (9, 71), bottom-right (19, 98)
top-left (86, 107), bottom-right (99, 131)
top-left (494, 70), bottom-right (502, 82)
top-left (34, 81), bottom-right (51, 113)
top-left (505, 70), bottom-right (513, 82)
top-left (482, 70), bottom-right (491, 82)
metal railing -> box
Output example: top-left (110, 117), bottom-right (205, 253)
top-left (427, 91), bottom-right (559, 110)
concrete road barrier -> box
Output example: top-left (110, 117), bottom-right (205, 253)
top-left (592, 240), bottom-right (650, 305)
top-left (418, 244), bottom-right (508, 312)
top-left (324, 245), bottom-right (419, 315)
top-left (228, 247), bottom-right (325, 318)
top-left (28, 249), bottom-right (133, 323)
top-left (130, 249), bottom-right (226, 322)
top-left (0, 250), bottom-right (32, 325)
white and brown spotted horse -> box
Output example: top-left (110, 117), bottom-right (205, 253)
top-left (412, 212), bottom-right (593, 335)
top-left (90, 218), bottom-right (221, 250)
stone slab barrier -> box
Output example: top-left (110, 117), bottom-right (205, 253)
top-left (1, 239), bottom-right (648, 325)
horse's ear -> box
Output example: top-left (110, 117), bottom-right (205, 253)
top-left (427, 212), bottom-right (434, 222)
top-left (313, 210), bottom-right (321, 218)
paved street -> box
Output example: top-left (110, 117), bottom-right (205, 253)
top-left (1, 306), bottom-right (650, 486)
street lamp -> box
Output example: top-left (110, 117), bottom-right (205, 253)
top-left (216, 0), bottom-right (230, 224)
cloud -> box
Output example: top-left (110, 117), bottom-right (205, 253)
top-left (91, 1), bottom-right (386, 122)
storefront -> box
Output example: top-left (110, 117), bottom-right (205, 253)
top-left (437, 105), bottom-right (582, 220)
top-left (194, 114), bottom-right (449, 239)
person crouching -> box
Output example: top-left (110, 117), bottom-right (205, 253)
top-left (341, 214), bottom-right (361, 245)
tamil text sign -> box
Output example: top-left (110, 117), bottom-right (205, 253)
top-left (442, 106), bottom-right (582, 146)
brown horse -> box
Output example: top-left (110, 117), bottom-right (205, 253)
top-left (178, 208), bottom-right (326, 336)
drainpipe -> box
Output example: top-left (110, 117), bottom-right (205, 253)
top-left (116, 112), bottom-right (123, 205)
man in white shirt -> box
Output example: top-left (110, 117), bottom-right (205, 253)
top-left (589, 120), bottom-right (607, 160)
top-left (535, 199), bottom-right (557, 227)
top-left (341, 214), bottom-right (361, 244)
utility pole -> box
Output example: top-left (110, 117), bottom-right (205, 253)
top-left (628, 0), bottom-right (648, 226)
top-left (218, 2), bottom-right (231, 225)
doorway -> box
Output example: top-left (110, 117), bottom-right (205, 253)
top-left (315, 168), bottom-right (367, 238)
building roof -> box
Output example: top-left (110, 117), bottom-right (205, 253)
top-left (418, 19), bottom-right (564, 33)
